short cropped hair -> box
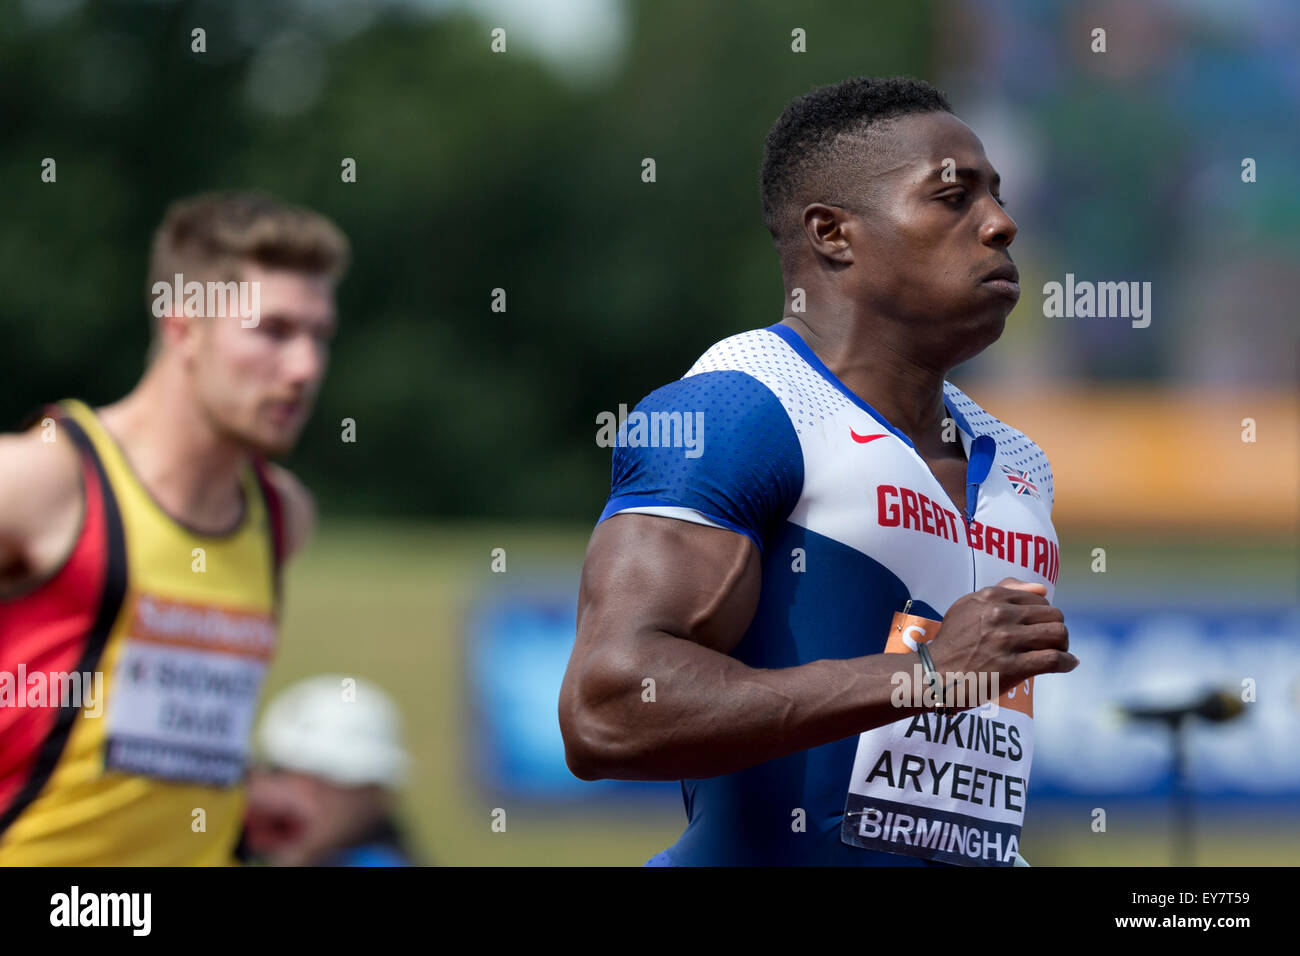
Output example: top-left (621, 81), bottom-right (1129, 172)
top-left (146, 191), bottom-right (349, 338)
top-left (759, 76), bottom-right (952, 259)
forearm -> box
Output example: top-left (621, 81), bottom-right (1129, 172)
top-left (568, 630), bottom-right (926, 781)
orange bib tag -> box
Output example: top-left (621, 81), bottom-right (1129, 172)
top-left (884, 610), bottom-right (943, 655)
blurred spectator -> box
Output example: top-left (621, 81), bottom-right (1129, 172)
top-left (240, 675), bottom-right (421, 867)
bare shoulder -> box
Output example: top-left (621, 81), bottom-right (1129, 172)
top-left (0, 427), bottom-right (82, 531)
top-left (0, 426), bottom-right (83, 581)
top-left (261, 462), bottom-right (317, 562)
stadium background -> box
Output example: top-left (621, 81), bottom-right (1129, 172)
top-left (2, 0), bottom-right (1296, 865)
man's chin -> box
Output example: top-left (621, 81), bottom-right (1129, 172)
top-left (945, 311), bottom-right (1006, 366)
top-left (237, 428), bottom-right (301, 460)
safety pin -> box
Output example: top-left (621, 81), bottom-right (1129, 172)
top-left (895, 599), bottom-right (913, 630)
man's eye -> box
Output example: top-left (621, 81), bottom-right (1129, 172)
top-left (939, 191), bottom-right (1008, 210)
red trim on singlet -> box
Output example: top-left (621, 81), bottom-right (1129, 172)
top-left (250, 458), bottom-right (286, 610)
top-left (0, 438), bottom-right (110, 819)
top-left (250, 458), bottom-right (286, 569)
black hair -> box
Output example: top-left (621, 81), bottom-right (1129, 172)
top-left (760, 75), bottom-right (952, 256)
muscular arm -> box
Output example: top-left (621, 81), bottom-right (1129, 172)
top-left (558, 513), bottom-right (939, 782)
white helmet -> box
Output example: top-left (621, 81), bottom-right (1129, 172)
top-left (256, 675), bottom-right (409, 789)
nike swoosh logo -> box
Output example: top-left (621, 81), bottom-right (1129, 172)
top-left (850, 430), bottom-right (889, 444)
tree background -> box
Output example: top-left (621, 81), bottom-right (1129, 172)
top-left (7, 0), bottom-right (1291, 521)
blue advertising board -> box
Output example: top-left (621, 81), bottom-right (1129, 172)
top-left (468, 588), bottom-right (1299, 806)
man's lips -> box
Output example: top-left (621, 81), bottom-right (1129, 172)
top-left (981, 262), bottom-right (1019, 283)
top-left (980, 262), bottom-right (1020, 298)
top-left (266, 400), bottom-right (305, 424)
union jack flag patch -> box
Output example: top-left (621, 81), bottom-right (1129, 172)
top-left (1000, 464), bottom-right (1040, 498)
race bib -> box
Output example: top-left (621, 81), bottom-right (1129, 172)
top-left (104, 594), bottom-right (275, 787)
top-left (839, 609), bottom-right (1034, 866)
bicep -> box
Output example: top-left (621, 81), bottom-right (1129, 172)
top-left (570, 371), bottom-right (797, 691)
top-left (575, 513), bottom-right (762, 660)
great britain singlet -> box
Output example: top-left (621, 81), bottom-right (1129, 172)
top-left (0, 399), bottom-right (286, 865)
top-left (598, 324), bottom-right (1058, 866)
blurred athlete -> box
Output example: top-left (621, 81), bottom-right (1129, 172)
top-left (0, 192), bottom-right (347, 865)
top-left (560, 76), bottom-right (1078, 866)
top-left (241, 674), bottom-right (417, 867)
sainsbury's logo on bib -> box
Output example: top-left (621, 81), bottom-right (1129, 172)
top-left (131, 595), bottom-right (276, 661)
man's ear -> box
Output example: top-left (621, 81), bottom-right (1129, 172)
top-left (802, 203), bottom-right (856, 266)
top-left (157, 306), bottom-right (195, 356)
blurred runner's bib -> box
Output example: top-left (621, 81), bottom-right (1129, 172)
top-left (840, 611), bottom-right (1034, 866)
top-left (105, 595), bottom-right (275, 786)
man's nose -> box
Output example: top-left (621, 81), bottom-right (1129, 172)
top-left (284, 334), bottom-right (325, 385)
top-left (981, 202), bottom-right (1017, 248)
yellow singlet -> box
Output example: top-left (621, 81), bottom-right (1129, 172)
top-left (0, 400), bottom-right (282, 865)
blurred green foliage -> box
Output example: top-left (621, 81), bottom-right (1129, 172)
top-left (0, 0), bottom-right (935, 519)
top-left (10, 1), bottom-right (1293, 522)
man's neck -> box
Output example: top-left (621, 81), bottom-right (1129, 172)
top-left (779, 311), bottom-right (953, 452)
top-left (97, 362), bottom-right (250, 531)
